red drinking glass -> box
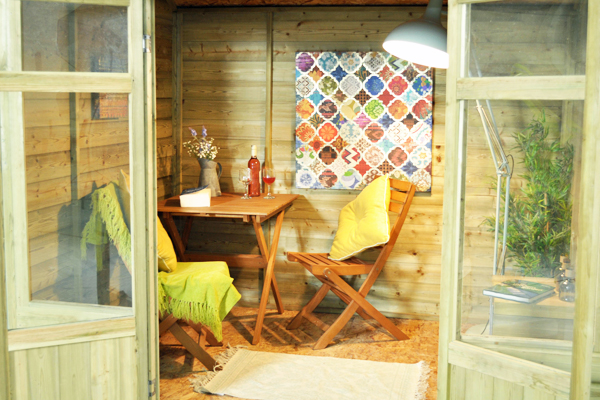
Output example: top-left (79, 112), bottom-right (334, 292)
top-left (262, 167), bottom-right (275, 199)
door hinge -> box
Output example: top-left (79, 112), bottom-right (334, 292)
top-left (143, 34), bottom-right (152, 53)
top-left (148, 379), bottom-right (156, 398)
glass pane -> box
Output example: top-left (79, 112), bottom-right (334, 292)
top-left (461, 99), bottom-right (583, 370)
top-left (469, 1), bottom-right (587, 77)
top-left (24, 92), bottom-right (132, 307)
top-left (22, 1), bottom-right (128, 73)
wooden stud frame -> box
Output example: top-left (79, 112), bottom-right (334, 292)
top-left (265, 11), bottom-right (274, 167)
top-left (456, 76), bottom-right (586, 100)
top-left (171, 11), bottom-right (183, 196)
top-left (438, 1), bottom-right (468, 398)
top-left (0, 72), bottom-right (132, 92)
top-left (0, 69), bottom-right (9, 400)
top-left (0, 0), bottom-right (157, 397)
top-left (439, 0), bottom-right (596, 399)
top-left (570, 1), bottom-right (599, 398)
top-left (137, 0), bottom-right (159, 397)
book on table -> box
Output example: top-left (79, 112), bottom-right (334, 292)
top-left (483, 280), bottom-right (556, 304)
top-left (180, 186), bottom-right (211, 207)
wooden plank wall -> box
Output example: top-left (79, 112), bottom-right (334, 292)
top-left (9, 336), bottom-right (137, 400)
top-left (156, 0), bottom-right (177, 200)
top-left (450, 365), bottom-right (568, 400)
top-left (179, 9), bottom-right (270, 304)
top-left (179, 6), bottom-right (447, 317)
top-left (177, 4), bottom-right (580, 322)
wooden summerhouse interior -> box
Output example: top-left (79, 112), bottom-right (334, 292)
top-left (1, 0), bottom-right (599, 399)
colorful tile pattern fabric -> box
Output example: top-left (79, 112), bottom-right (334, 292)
top-left (295, 51), bottom-right (433, 192)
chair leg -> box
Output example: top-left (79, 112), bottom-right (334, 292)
top-left (314, 274), bottom-right (372, 321)
top-left (182, 217), bottom-right (194, 249)
top-left (159, 314), bottom-right (178, 336)
top-left (287, 282), bottom-right (330, 330)
top-left (314, 301), bottom-right (360, 350)
top-left (204, 327), bottom-right (223, 347)
top-left (187, 320), bottom-right (223, 347)
top-left (324, 268), bottom-right (409, 341)
top-left (168, 322), bottom-right (216, 370)
top-left (329, 285), bottom-right (373, 321)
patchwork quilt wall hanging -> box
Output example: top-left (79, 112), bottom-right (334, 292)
top-left (294, 51), bottom-right (433, 192)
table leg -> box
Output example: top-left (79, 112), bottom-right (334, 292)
top-left (161, 213), bottom-right (188, 262)
top-left (270, 275), bottom-right (284, 314)
top-left (182, 217), bottom-right (194, 249)
top-left (252, 217), bottom-right (284, 314)
top-left (252, 210), bottom-right (285, 345)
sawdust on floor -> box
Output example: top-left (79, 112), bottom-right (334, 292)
top-left (160, 306), bottom-right (439, 400)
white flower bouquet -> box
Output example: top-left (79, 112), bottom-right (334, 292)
top-left (183, 126), bottom-right (219, 160)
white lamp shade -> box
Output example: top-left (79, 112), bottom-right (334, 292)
top-left (383, 18), bottom-right (448, 69)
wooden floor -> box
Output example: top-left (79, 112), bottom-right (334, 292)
top-left (160, 306), bottom-right (439, 400)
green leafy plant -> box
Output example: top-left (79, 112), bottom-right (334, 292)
top-left (483, 111), bottom-right (574, 277)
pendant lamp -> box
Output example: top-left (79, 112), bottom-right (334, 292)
top-left (382, 0), bottom-right (448, 69)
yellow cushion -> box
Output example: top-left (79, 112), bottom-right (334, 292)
top-left (118, 169), bottom-right (131, 227)
top-left (157, 217), bottom-right (178, 272)
top-left (328, 175), bottom-right (391, 261)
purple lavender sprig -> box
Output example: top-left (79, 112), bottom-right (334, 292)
top-left (183, 126), bottom-right (219, 160)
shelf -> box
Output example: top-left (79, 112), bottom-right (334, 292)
top-left (490, 276), bottom-right (575, 320)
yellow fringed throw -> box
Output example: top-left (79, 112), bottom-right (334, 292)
top-left (81, 182), bottom-right (241, 341)
top-left (81, 182), bottom-right (132, 271)
top-left (158, 262), bottom-right (241, 341)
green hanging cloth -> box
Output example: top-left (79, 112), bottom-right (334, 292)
top-left (81, 182), bottom-right (132, 272)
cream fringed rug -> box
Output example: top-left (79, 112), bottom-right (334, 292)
top-left (191, 348), bottom-right (430, 400)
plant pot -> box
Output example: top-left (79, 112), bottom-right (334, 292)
top-left (198, 158), bottom-right (222, 197)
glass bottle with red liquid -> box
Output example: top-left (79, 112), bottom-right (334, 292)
top-left (247, 145), bottom-right (261, 197)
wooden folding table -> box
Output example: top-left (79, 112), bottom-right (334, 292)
top-left (157, 193), bottom-right (298, 344)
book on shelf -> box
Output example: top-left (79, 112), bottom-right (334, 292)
top-left (483, 280), bottom-right (556, 304)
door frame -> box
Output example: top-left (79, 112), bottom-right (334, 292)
top-left (438, 1), bottom-right (599, 399)
top-left (0, 0), bottom-right (158, 397)
top-left (0, 177), bottom-right (8, 400)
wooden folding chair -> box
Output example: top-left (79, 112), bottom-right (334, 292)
top-left (159, 312), bottom-right (222, 370)
top-left (158, 219), bottom-right (240, 371)
top-left (84, 178), bottom-right (229, 370)
top-left (157, 259), bottom-right (238, 371)
top-left (286, 179), bottom-right (416, 350)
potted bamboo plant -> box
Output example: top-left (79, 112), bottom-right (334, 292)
top-left (483, 111), bottom-right (574, 278)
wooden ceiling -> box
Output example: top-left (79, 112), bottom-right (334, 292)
top-left (173, 0), bottom-right (443, 7)
top-left (172, 0), bottom-right (580, 8)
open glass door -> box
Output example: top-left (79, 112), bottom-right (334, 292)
top-left (439, 0), bottom-right (598, 399)
top-left (0, 0), bottom-right (158, 398)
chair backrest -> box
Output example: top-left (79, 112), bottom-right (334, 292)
top-left (376, 178), bottom-right (416, 264)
